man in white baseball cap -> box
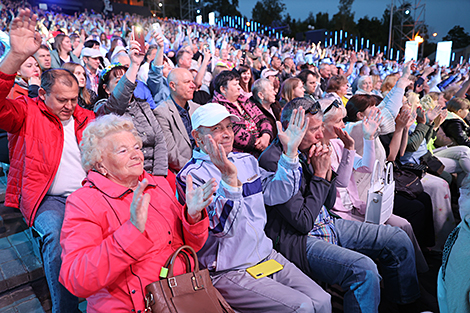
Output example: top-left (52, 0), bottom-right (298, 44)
top-left (81, 47), bottom-right (103, 93)
top-left (177, 103), bottom-right (331, 313)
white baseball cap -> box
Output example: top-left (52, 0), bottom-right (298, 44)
top-left (191, 103), bottom-right (240, 130)
top-left (81, 47), bottom-right (103, 59)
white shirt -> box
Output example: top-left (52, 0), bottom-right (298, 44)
top-left (47, 117), bottom-right (87, 196)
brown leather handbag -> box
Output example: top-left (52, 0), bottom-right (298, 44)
top-left (144, 245), bottom-right (234, 313)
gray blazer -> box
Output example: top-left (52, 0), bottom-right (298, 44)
top-left (153, 97), bottom-right (200, 173)
top-left (95, 76), bottom-right (168, 176)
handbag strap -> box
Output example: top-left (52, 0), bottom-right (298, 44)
top-left (385, 162), bottom-right (394, 185)
top-left (369, 159), bottom-right (381, 186)
top-left (163, 245), bottom-right (200, 277)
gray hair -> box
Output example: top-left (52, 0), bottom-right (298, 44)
top-left (320, 98), bottom-right (347, 123)
top-left (80, 114), bottom-right (142, 172)
top-left (251, 78), bottom-right (272, 103)
top-left (281, 97), bottom-right (323, 130)
top-left (357, 75), bottom-right (371, 90)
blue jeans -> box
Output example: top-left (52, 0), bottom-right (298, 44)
top-left (306, 219), bottom-right (420, 313)
top-left (33, 195), bottom-right (80, 313)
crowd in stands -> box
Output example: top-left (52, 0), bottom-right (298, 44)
top-left (1, 1), bottom-right (470, 312)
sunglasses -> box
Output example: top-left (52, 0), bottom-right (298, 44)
top-left (306, 101), bottom-right (321, 115)
top-left (323, 99), bottom-right (342, 114)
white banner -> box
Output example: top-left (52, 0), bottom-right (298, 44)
top-left (436, 41), bottom-right (453, 68)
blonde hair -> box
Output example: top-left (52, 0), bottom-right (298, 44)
top-left (420, 95), bottom-right (436, 112)
top-left (80, 114), bottom-right (142, 172)
top-left (406, 91), bottom-right (420, 111)
top-left (380, 74), bottom-right (399, 94)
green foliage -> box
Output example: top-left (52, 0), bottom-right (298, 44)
top-left (251, 0), bottom-right (286, 27)
top-left (356, 16), bottom-right (386, 46)
top-left (443, 26), bottom-right (470, 49)
top-left (332, 0), bottom-right (356, 32)
top-left (204, 0), bottom-right (241, 17)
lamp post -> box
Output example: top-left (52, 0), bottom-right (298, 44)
top-left (387, 0), bottom-right (393, 59)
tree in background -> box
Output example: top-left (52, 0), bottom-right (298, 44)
top-left (443, 26), bottom-right (470, 49)
top-left (331, 0), bottom-right (357, 33)
top-left (356, 16), bottom-right (386, 46)
top-left (251, 0), bottom-right (286, 27)
top-left (204, 0), bottom-right (241, 17)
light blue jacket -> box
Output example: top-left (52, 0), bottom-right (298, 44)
top-left (176, 149), bottom-right (301, 272)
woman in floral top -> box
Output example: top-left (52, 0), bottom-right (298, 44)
top-left (212, 70), bottom-right (273, 157)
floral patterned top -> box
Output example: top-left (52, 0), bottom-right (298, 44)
top-left (212, 92), bottom-right (273, 157)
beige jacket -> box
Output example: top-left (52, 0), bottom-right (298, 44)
top-left (154, 98), bottom-right (200, 173)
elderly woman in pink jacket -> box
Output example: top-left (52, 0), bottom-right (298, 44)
top-left (59, 114), bottom-right (216, 313)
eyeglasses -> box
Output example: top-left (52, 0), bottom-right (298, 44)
top-left (306, 101), bottom-right (321, 115)
top-left (323, 99), bottom-right (342, 114)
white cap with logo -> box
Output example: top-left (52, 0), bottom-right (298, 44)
top-left (191, 103), bottom-right (240, 130)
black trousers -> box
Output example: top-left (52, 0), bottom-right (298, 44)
top-left (393, 192), bottom-right (435, 248)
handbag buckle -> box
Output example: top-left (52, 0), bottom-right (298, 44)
top-left (169, 277), bottom-right (177, 288)
top-left (145, 292), bottom-right (154, 312)
top-left (192, 274), bottom-right (204, 290)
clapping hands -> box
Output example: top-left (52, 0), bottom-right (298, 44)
top-left (276, 107), bottom-right (309, 159)
top-left (186, 175), bottom-right (217, 224)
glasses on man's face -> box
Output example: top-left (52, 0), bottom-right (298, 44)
top-left (306, 101), bottom-right (321, 115)
top-left (323, 99), bottom-right (342, 114)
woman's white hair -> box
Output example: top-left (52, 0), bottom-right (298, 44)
top-left (319, 97), bottom-right (347, 122)
top-left (357, 75), bottom-right (371, 89)
top-left (80, 114), bottom-right (142, 172)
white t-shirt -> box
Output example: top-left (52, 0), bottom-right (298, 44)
top-left (47, 117), bottom-right (87, 196)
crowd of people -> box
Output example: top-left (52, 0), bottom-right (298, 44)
top-left (1, 2), bottom-right (470, 313)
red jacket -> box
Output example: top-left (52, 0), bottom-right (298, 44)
top-left (59, 171), bottom-right (209, 312)
top-left (0, 71), bottom-right (95, 226)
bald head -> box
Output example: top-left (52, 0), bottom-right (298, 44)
top-left (168, 68), bottom-right (196, 102)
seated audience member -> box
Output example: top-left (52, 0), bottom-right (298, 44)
top-left (351, 63), bottom-right (370, 94)
top-left (441, 97), bottom-right (470, 147)
top-left (297, 69), bottom-right (320, 101)
top-left (250, 78), bottom-right (282, 138)
top-left (81, 47), bottom-right (102, 94)
top-left (34, 44), bottom-right (51, 71)
top-left (50, 33), bottom-right (80, 68)
top-left (237, 65), bottom-right (254, 98)
top-left (62, 62), bottom-right (97, 111)
top-left (346, 94), bottom-right (437, 250)
top-left (94, 42), bottom-right (168, 176)
top-left (280, 77), bottom-right (305, 107)
top-left (153, 68), bottom-right (200, 173)
top-left (111, 51), bottom-right (157, 110)
top-left (59, 114), bottom-right (216, 313)
top-left (380, 73), bottom-right (399, 97)
top-left (321, 97), bottom-right (429, 272)
top-left (7, 55), bottom-right (40, 99)
top-left (324, 75), bottom-right (350, 106)
top-left (280, 56), bottom-right (296, 82)
top-left (259, 97), bottom-right (420, 312)
top-left (136, 44), bottom-right (157, 84)
top-left (147, 34), bottom-right (173, 106)
top-left (177, 103), bottom-right (331, 313)
top-left (0, 9), bottom-right (96, 312)
top-left (355, 75), bottom-right (373, 95)
top-left (438, 175), bottom-right (470, 313)
top-left (371, 74), bottom-right (382, 96)
top-left (318, 62), bottom-right (332, 92)
top-left (400, 98), bottom-right (469, 249)
top-left (212, 70), bottom-right (273, 157)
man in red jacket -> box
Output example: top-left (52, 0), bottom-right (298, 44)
top-left (0, 9), bottom-right (94, 313)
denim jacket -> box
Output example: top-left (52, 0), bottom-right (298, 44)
top-left (176, 149), bottom-right (301, 272)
